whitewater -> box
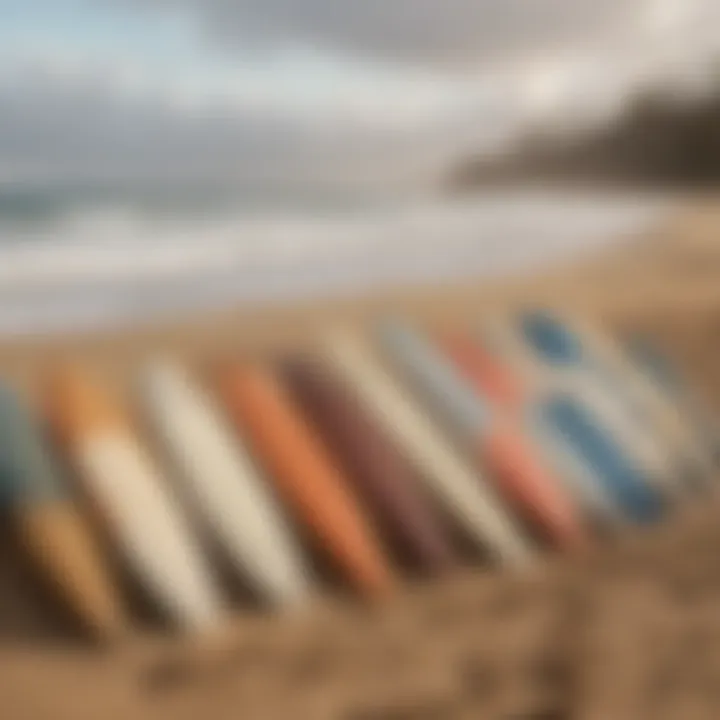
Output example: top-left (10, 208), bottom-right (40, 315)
top-left (0, 189), bottom-right (676, 336)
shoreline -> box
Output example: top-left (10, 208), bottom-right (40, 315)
top-left (0, 188), bottom-right (675, 338)
top-left (0, 198), bottom-right (718, 390)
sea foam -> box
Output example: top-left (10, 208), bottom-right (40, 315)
top-left (0, 189), bottom-right (674, 336)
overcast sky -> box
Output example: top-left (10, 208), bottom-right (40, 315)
top-left (1, 0), bottom-right (719, 190)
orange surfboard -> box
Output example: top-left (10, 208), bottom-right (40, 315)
top-left (476, 425), bottom-right (585, 549)
top-left (436, 330), bottom-right (587, 547)
top-left (212, 361), bottom-right (396, 600)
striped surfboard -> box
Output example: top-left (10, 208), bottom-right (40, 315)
top-left (322, 331), bottom-right (533, 565)
top-left (436, 330), bottom-right (630, 527)
top-left (42, 366), bottom-right (226, 633)
top-left (375, 318), bottom-right (586, 550)
top-left (461, 319), bottom-right (665, 524)
top-left (138, 360), bottom-right (313, 607)
top-left (547, 313), bottom-right (716, 486)
top-left (480, 312), bottom-right (681, 501)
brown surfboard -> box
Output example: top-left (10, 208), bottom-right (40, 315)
top-left (281, 356), bottom-right (457, 574)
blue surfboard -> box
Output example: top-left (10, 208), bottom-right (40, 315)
top-left (537, 393), bottom-right (665, 524)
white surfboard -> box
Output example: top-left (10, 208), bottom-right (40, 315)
top-left (138, 360), bottom-right (313, 607)
top-left (75, 429), bottom-right (225, 632)
top-left (322, 331), bottom-right (534, 566)
top-left (481, 314), bottom-right (681, 500)
top-left (475, 318), bottom-right (628, 523)
top-left (45, 368), bottom-right (228, 633)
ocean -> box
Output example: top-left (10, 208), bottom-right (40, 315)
top-left (0, 186), bottom-right (675, 336)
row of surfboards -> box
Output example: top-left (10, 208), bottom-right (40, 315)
top-left (1, 309), bottom-right (718, 642)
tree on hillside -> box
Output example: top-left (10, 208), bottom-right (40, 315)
top-left (450, 67), bottom-right (720, 189)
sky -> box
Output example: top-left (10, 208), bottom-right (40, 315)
top-left (1, 0), bottom-right (720, 191)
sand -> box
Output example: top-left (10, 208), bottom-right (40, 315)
top-left (2, 198), bottom-right (720, 718)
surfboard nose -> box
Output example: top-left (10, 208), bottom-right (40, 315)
top-left (42, 364), bottom-right (129, 445)
top-left (375, 318), bottom-right (491, 439)
top-left (518, 310), bottom-right (584, 366)
top-left (435, 331), bottom-right (525, 411)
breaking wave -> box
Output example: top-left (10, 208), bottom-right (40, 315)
top-left (0, 189), bottom-right (675, 336)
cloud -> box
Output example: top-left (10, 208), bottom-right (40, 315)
top-left (134, 0), bottom-right (636, 66)
top-left (0, 21), bottom-right (533, 190)
top-left (0, 62), bottom-right (494, 189)
top-left (2, 0), bottom-right (717, 192)
top-left (0, 71), bottom-right (305, 186)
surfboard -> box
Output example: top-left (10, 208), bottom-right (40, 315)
top-left (547, 312), bottom-right (716, 486)
top-left (212, 361), bottom-right (396, 600)
top-left (138, 360), bottom-right (313, 606)
top-left (0, 382), bottom-right (127, 641)
top-left (623, 334), bottom-right (720, 485)
top-left (436, 330), bottom-right (627, 527)
top-left (281, 355), bottom-right (457, 574)
top-left (481, 312), bottom-right (681, 501)
top-left (322, 331), bottom-right (533, 565)
top-left (42, 366), bottom-right (225, 633)
top-left (375, 318), bottom-right (585, 550)
top-left (536, 394), bottom-right (665, 524)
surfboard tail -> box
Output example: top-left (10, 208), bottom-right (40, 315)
top-left (14, 503), bottom-right (127, 642)
top-left (477, 428), bottom-right (587, 551)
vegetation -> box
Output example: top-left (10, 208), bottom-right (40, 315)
top-left (450, 77), bottom-right (720, 190)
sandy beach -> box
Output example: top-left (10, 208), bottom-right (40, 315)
top-left (2, 197), bottom-right (720, 719)
top-left (6, 0), bottom-right (720, 714)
